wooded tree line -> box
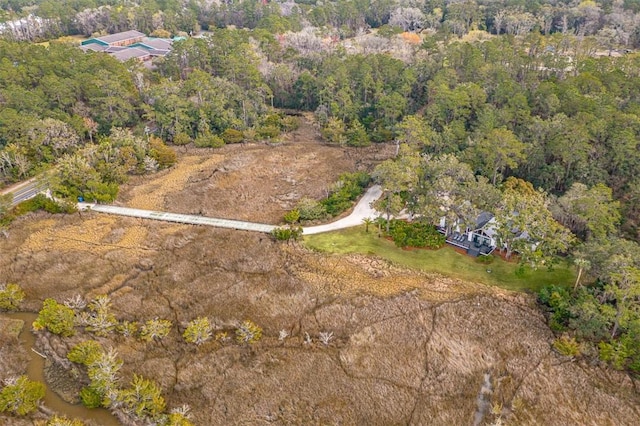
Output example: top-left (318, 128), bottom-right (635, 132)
top-left (1, 10), bottom-right (640, 227)
top-left (6, 1), bottom-right (640, 46)
top-left (1, 22), bottom-right (640, 233)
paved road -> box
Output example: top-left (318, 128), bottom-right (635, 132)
top-left (303, 185), bottom-right (382, 235)
top-left (0, 178), bottom-right (47, 207)
top-left (79, 185), bottom-right (383, 235)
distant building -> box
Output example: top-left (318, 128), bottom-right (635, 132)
top-left (81, 30), bottom-right (146, 48)
top-left (80, 30), bottom-right (175, 64)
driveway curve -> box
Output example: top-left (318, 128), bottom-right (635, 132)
top-left (302, 185), bottom-right (381, 235)
top-left (79, 185), bottom-right (383, 235)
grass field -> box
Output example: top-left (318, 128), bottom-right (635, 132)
top-left (303, 226), bottom-right (575, 292)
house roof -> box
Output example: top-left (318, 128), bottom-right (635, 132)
top-left (140, 37), bottom-right (173, 50)
top-left (80, 43), bottom-right (107, 52)
top-left (110, 47), bottom-right (151, 61)
top-left (130, 38), bottom-right (173, 56)
top-left (148, 49), bottom-right (171, 56)
top-left (80, 38), bottom-right (108, 46)
top-left (474, 211), bottom-right (494, 230)
top-left (96, 30), bottom-right (146, 45)
top-left (104, 46), bottom-right (127, 53)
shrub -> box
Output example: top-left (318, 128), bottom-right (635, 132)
top-left (79, 386), bottom-right (102, 408)
top-left (149, 137), bottom-right (177, 168)
top-left (85, 295), bottom-right (117, 337)
top-left (538, 285), bottom-right (573, 332)
top-left (194, 133), bottom-right (224, 148)
top-left (67, 340), bottom-right (103, 366)
top-left (345, 120), bottom-right (370, 147)
top-left (241, 128), bottom-right (257, 143)
top-left (0, 193), bottom-right (12, 216)
top-left (12, 194), bottom-right (76, 216)
top-left (262, 113), bottom-right (282, 128)
top-left (283, 209), bottom-right (300, 224)
top-left (183, 317), bottom-right (212, 345)
top-left (139, 318), bottom-right (172, 342)
top-left (85, 348), bottom-right (122, 406)
top-left (368, 120), bottom-right (395, 143)
top-left (320, 171), bottom-right (371, 216)
top-left (221, 128), bottom-right (243, 144)
top-left (281, 116), bottom-right (300, 131)
top-left (388, 220), bottom-right (446, 249)
top-left (256, 125), bottom-right (280, 140)
top-left (117, 375), bottom-right (166, 419)
top-left (47, 415), bottom-right (85, 426)
top-left (271, 226), bottom-right (302, 241)
top-left (296, 197), bottom-right (327, 221)
top-left (321, 117), bottom-right (346, 145)
top-left (0, 376), bottom-right (45, 415)
top-left (116, 320), bottom-right (139, 337)
top-left (0, 283), bottom-right (25, 311)
top-left (599, 333), bottom-right (639, 371)
top-left (553, 335), bottom-right (581, 357)
top-left (33, 298), bottom-right (76, 337)
top-left (163, 412), bottom-right (195, 426)
top-left (172, 132), bottom-right (191, 146)
top-left (235, 320), bottom-right (263, 344)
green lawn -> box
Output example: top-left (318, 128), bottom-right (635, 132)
top-left (303, 226), bottom-right (575, 292)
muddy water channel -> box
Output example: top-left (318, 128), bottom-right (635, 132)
top-left (3, 312), bottom-right (120, 425)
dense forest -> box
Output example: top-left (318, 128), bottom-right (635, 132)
top-left (0, 0), bottom-right (639, 384)
top-left (4, 1), bottom-right (640, 44)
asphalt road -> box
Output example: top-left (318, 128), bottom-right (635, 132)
top-left (79, 185), bottom-right (383, 235)
top-left (0, 178), bottom-right (47, 207)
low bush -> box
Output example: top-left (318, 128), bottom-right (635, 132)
top-left (194, 133), bottom-right (225, 148)
top-left (235, 320), bottom-right (263, 344)
top-left (553, 335), bottom-right (582, 357)
top-left (80, 386), bottom-right (102, 408)
top-left (149, 137), bottom-right (177, 167)
top-left (281, 115), bottom-right (300, 131)
top-left (388, 220), bottom-right (445, 249)
top-left (67, 340), bottom-right (103, 366)
top-left (172, 132), bottom-right (191, 146)
top-left (283, 209), bottom-right (300, 224)
top-left (221, 128), bottom-right (244, 144)
top-left (0, 283), bottom-right (24, 311)
top-left (256, 125), bottom-right (280, 140)
top-left (320, 171), bottom-right (370, 216)
top-left (33, 298), bottom-right (76, 337)
top-left (271, 226), bottom-right (302, 241)
top-left (12, 194), bottom-right (76, 216)
top-left (295, 198), bottom-right (326, 221)
top-left (0, 376), bottom-right (45, 415)
top-left (538, 285), bottom-right (573, 332)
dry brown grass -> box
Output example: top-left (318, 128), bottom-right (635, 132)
top-left (0, 117), bottom-right (637, 425)
top-left (21, 216), bottom-right (149, 254)
top-left (126, 154), bottom-right (225, 210)
top-left (289, 245), bottom-right (488, 301)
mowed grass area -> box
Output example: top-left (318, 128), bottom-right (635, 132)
top-left (303, 226), bottom-right (575, 293)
